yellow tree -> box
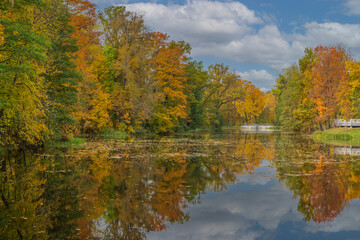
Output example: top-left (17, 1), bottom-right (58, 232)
top-left (263, 92), bottom-right (277, 123)
top-left (236, 83), bottom-right (265, 124)
top-left (0, 1), bottom-right (48, 147)
top-left (345, 60), bottom-right (360, 117)
top-left (68, 0), bottom-right (111, 133)
top-left (150, 32), bottom-right (188, 134)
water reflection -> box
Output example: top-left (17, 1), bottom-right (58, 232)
top-left (1, 131), bottom-right (360, 239)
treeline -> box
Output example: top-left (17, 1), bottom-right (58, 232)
top-left (274, 45), bottom-right (360, 132)
top-left (0, 0), bottom-right (273, 148)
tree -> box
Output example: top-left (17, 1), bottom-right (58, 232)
top-left (345, 60), bottom-right (360, 117)
top-left (99, 6), bottom-right (155, 132)
top-left (0, 0), bottom-right (48, 147)
top-left (184, 61), bottom-right (208, 129)
top-left (203, 64), bottom-right (246, 128)
top-left (38, 0), bottom-right (81, 140)
top-left (149, 33), bottom-right (189, 134)
top-left (311, 45), bottom-right (349, 129)
top-left (258, 92), bottom-right (276, 124)
top-left (68, 0), bottom-right (111, 133)
top-left (236, 83), bottom-right (265, 124)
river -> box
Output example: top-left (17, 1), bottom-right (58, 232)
top-left (1, 129), bottom-right (360, 239)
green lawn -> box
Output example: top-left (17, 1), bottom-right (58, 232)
top-left (312, 128), bottom-right (360, 140)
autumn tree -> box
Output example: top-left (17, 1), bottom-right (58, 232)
top-left (99, 6), bottom-right (155, 133)
top-left (149, 33), bottom-right (189, 134)
top-left (0, 0), bottom-right (48, 147)
top-left (258, 92), bottom-right (277, 124)
top-left (235, 83), bottom-right (265, 124)
top-left (68, 0), bottom-right (110, 133)
top-left (203, 64), bottom-right (246, 128)
top-left (311, 45), bottom-right (349, 130)
top-left (345, 60), bottom-right (360, 117)
top-left (274, 48), bottom-right (318, 132)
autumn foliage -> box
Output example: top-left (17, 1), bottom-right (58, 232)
top-left (274, 45), bottom-right (360, 132)
top-left (0, 1), bottom-right (268, 147)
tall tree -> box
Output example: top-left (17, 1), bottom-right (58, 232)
top-left (99, 6), bottom-right (155, 132)
top-left (236, 83), bottom-right (265, 124)
top-left (149, 33), bottom-right (189, 134)
top-left (311, 45), bottom-right (349, 129)
top-left (0, 0), bottom-right (48, 147)
top-left (68, 0), bottom-right (111, 133)
top-left (184, 61), bottom-right (208, 129)
top-left (38, 0), bottom-right (81, 140)
top-left (203, 64), bottom-right (246, 128)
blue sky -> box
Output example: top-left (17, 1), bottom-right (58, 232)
top-left (90, 0), bottom-right (360, 91)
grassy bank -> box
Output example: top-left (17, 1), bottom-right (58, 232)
top-left (45, 137), bottom-right (86, 149)
top-left (312, 128), bottom-right (360, 140)
top-left (312, 128), bottom-right (360, 146)
top-left (100, 129), bottom-right (129, 139)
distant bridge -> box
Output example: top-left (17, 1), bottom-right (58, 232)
top-left (241, 124), bottom-right (274, 131)
top-left (334, 119), bottom-right (360, 128)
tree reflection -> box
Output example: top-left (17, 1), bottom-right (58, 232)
top-left (3, 131), bottom-right (360, 239)
top-left (0, 150), bottom-right (49, 239)
top-left (274, 133), bottom-right (360, 223)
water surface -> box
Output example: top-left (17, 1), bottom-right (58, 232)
top-left (1, 130), bottom-right (360, 239)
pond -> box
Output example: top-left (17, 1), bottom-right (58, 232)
top-left (1, 129), bottom-right (360, 239)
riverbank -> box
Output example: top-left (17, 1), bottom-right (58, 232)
top-left (312, 128), bottom-right (360, 139)
top-left (312, 128), bottom-right (360, 146)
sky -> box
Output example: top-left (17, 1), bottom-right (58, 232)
top-left (89, 0), bottom-right (360, 91)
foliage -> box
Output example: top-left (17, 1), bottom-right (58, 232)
top-left (274, 45), bottom-right (353, 132)
top-left (0, 0), bottom-right (48, 147)
top-left (149, 33), bottom-right (188, 134)
top-left (0, 3), bottom-right (271, 148)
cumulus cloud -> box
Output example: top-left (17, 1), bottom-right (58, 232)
top-left (125, 0), bottom-right (261, 44)
top-left (237, 69), bottom-right (276, 91)
top-left (124, 1), bottom-right (360, 67)
top-left (345, 0), bottom-right (360, 15)
top-left (292, 22), bottom-right (360, 51)
top-left (115, 0), bottom-right (360, 90)
top-left (125, 1), bottom-right (297, 69)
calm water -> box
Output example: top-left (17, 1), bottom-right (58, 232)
top-left (1, 130), bottom-right (360, 239)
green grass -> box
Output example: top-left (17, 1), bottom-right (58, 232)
top-left (100, 129), bottom-right (128, 139)
top-left (46, 137), bottom-right (86, 148)
top-left (312, 128), bottom-right (360, 140)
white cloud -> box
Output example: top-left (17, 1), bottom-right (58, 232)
top-left (237, 69), bottom-right (276, 91)
top-left (124, 1), bottom-right (302, 70)
top-left (297, 22), bottom-right (360, 50)
top-left (125, 0), bottom-right (261, 45)
top-left (345, 0), bottom-right (360, 15)
top-left (117, 0), bottom-right (360, 90)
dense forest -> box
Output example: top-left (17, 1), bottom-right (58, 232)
top-left (0, 0), bottom-right (275, 148)
top-left (274, 45), bottom-right (360, 132)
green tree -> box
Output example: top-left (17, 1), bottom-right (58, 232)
top-left (99, 6), bottom-right (155, 133)
top-left (184, 61), bottom-right (208, 129)
top-left (203, 64), bottom-right (245, 128)
top-left (39, 0), bottom-right (81, 140)
top-left (0, 0), bottom-right (48, 148)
